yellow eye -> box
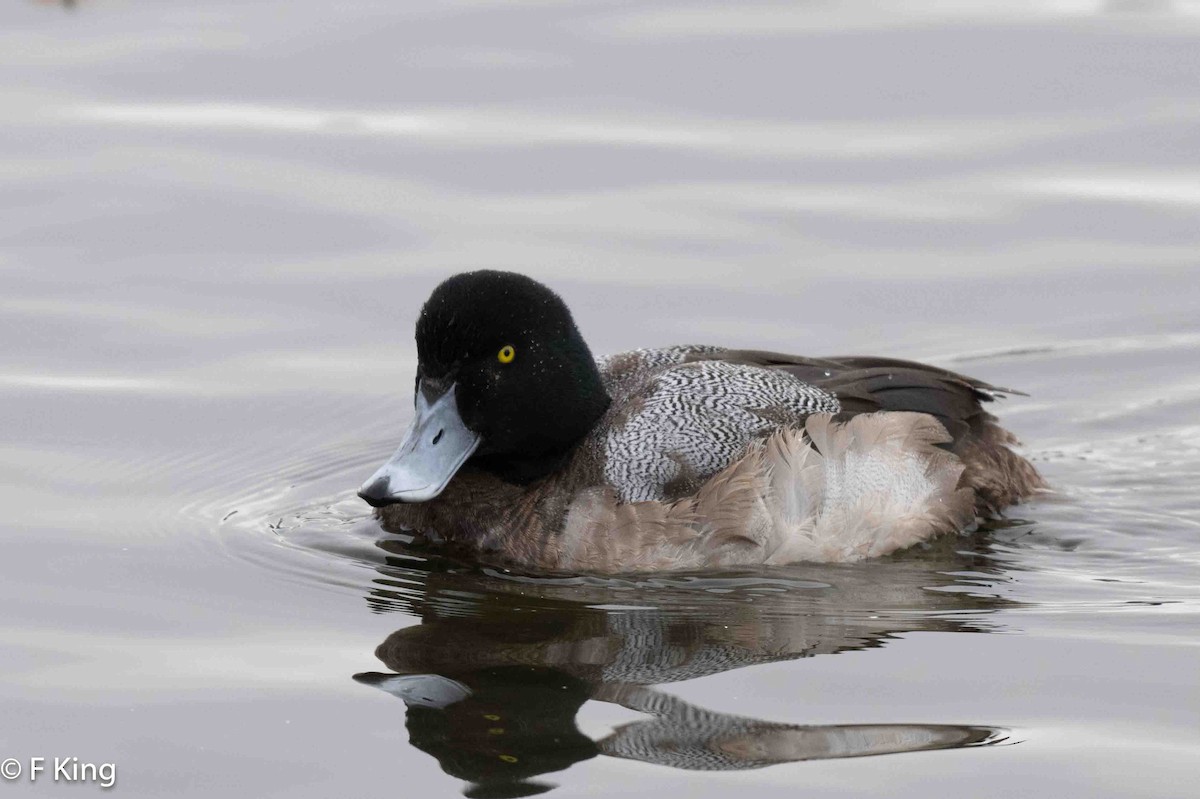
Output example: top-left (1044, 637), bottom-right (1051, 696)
top-left (497, 345), bottom-right (515, 364)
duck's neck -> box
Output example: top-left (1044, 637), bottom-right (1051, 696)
top-left (468, 449), bottom-right (575, 485)
top-left (472, 358), bottom-right (611, 486)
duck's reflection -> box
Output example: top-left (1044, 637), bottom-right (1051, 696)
top-left (355, 536), bottom-right (1013, 796)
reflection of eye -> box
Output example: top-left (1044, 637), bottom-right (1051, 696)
top-left (497, 345), bottom-right (516, 364)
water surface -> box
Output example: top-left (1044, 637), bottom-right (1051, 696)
top-left (1, 1), bottom-right (1198, 797)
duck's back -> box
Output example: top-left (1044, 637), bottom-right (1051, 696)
top-left (592, 346), bottom-right (840, 503)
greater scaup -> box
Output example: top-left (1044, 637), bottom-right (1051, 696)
top-left (358, 271), bottom-right (1044, 573)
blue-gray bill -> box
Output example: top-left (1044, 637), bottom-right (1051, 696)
top-left (357, 384), bottom-right (480, 506)
top-left (353, 673), bottom-right (472, 709)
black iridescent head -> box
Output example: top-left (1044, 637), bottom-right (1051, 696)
top-left (413, 270), bottom-right (610, 484)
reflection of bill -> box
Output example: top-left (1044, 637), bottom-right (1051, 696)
top-left (33, 0), bottom-right (81, 8)
top-left (354, 540), bottom-right (1013, 796)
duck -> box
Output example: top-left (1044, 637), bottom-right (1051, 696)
top-left (358, 270), bottom-right (1045, 574)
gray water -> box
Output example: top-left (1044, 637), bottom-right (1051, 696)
top-left (2, 1), bottom-right (1199, 796)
